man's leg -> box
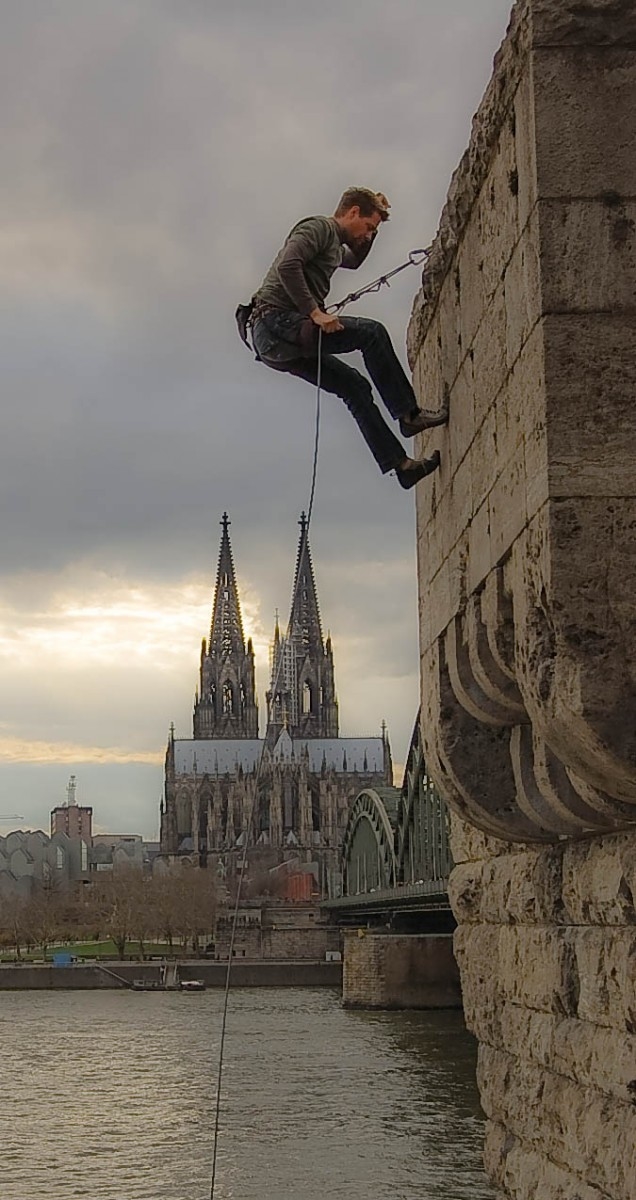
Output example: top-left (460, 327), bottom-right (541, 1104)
top-left (269, 352), bottom-right (408, 474)
top-left (320, 316), bottom-right (447, 429)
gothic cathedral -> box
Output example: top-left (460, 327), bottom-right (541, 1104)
top-left (160, 514), bottom-right (392, 884)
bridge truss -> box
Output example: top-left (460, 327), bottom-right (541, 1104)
top-left (326, 713), bottom-right (453, 927)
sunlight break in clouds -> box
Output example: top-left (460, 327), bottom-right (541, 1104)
top-left (0, 568), bottom-right (270, 671)
top-left (0, 735), bottom-right (162, 766)
top-left (0, 567), bottom-right (271, 765)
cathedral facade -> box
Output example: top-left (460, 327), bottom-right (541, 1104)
top-left (160, 514), bottom-right (392, 881)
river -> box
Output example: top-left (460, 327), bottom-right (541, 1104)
top-left (2, 988), bottom-right (494, 1199)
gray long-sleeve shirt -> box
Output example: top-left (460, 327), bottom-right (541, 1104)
top-left (254, 215), bottom-right (369, 316)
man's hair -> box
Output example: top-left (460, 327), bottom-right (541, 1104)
top-left (334, 187), bottom-right (391, 221)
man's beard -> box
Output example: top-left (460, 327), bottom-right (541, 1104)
top-left (342, 230), bottom-right (367, 251)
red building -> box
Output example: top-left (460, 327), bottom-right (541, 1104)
top-left (50, 775), bottom-right (93, 844)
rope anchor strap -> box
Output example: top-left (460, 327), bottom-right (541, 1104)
top-left (327, 246), bottom-right (430, 314)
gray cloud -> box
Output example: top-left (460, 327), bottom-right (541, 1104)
top-left (1, 0), bottom-right (513, 832)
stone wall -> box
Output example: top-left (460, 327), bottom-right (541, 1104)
top-left (408, 0), bottom-right (636, 840)
top-left (214, 902), bottom-right (340, 960)
top-left (449, 815), bottom-right (636, 1199)
top-left (342, 933), bottom-right (461, 1009)
top-left (0, 961), bottom-right (342, 989)
top-left (408, 1), bottom-right (636, 1196)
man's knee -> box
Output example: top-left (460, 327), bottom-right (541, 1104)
top-left (339, 376), bottom-right (375, 415)
top-left (355, 316), bottom-right (391, 346)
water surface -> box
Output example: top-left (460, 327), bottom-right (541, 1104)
top-left (2, 988), bottom-right (493, 1199)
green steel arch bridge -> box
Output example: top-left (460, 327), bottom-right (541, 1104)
top-left (323, 714), bottom-right (454, 933)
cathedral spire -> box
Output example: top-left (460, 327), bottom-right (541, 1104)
top-left (208, 512), bottom-right (245, 658)
top-left (267, 515), bottom-right (338, 740)
top-left (289, 512), bottom-right (323, 655)
top-left (193, 514), bottom-right (258, 740)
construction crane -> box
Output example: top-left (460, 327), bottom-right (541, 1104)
top-left (0, 814), bottom-right (26, 822)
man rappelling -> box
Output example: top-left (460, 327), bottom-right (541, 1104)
top-left (237, 187), bottom-right (448, 490)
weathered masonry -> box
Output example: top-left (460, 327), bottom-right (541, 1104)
top-left (408, 1), bottom-right (636, 1198)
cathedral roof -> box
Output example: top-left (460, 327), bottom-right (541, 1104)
top-left (173, 737), bottom-right (385, 776)
top-left (174, 739), bottom-right (262, 775)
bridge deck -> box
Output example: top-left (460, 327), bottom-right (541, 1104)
top-left (324, 878), bottom-right (450, 917)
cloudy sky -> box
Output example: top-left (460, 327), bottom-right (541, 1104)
top-left (1, 0), bottom-right (513, 838)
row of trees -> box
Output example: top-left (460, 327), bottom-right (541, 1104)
top-left (0, 864), bottom-right (217, 960)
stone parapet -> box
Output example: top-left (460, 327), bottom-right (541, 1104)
top-left (409, 0), bottom-right (636, 842)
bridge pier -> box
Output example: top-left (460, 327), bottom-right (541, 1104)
top-left (342, 931), bottom-right (461, 1010)
top-left (408, 1), bottom-right (636, 1197)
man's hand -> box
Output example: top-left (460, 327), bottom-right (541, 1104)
top-left (310, 309), bottom-right (343, 334)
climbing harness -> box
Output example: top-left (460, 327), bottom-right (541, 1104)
top-left (208, 331), bottom-right (323, 1200)
top-left (235, 246), bottom-right (430, 354)
top-left (212, 245), bottom-right (429, 1197)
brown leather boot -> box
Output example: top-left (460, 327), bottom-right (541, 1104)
top-left (399, 405), bottom-right (449, 437)
top-left (396, 451), bottom-right (441, 489)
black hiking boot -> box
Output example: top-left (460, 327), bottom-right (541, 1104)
top-left (396, 451), bottom-right (441, 490)
top-left (399, 403), bottom-right (449, 437)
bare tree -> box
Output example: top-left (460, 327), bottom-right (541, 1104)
top-left (150, 870), bottom-right (181, 951)
top-left (90, 866), bottom-right (148, 959)
top-left (0, 892), bottom-right (28, 959)
top-left (189, 868), bottom-right (217, 955)
top-left (128, 873), bottom-right (154, 960)
top-left (23, 880), bottom-right (64, 959)
top-left (155, 864), bottom-right (217, 955)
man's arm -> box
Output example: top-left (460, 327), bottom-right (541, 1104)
top-left (341, 229), bottom-right (378, 270)
top-left (277, 220), bottom-right (343, 333)
top-left (276, 225), bottom-right (323, 315)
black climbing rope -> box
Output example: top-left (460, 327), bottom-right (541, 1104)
top-left (210, 244), bottom-right (429, 1196)
top-left (209, 330), bottom-right (323, 1200)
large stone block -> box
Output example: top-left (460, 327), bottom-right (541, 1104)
top-left (539, 198), bottom-right (636, 315)
top-left (478, 1045), bottom-right (636, 1199)
top-left (450, 846), bottom-right (564, 926)
top-left (475, 116), bottom-right (523, 304)
top-left (544, 315), bottom-right (636, 499)
top-left (471, 285), bottom-right (508, 433)
top-left (448, 809), bottom-right (511, 864)
top-left (498, 926), bottom-right (581, 1015)
top-left (562, 834), bottom-right (636, 925)
top-left (574, 927), bottom-right (636, 1032)
top-left (467, 999), bottom-right (636, 1109)
top-left (530, 0), bottom-right (636, 47)
top-left (533, 49), bottom-right (636, 198)
top-left (503, 203), bottom-right (542, 369)
top-left (485, 1122), bottom-right (620, 1200)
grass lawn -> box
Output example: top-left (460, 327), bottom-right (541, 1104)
top-left (0, 939), bottom-right (179, 961)
top-left (59, 939), bottom-right (177, 958)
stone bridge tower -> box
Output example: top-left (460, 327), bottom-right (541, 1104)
top-left (193, 512), bottom-right (258, 739)
top-left (408, 2), bottom-right (636, 1198)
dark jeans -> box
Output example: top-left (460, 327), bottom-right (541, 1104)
top-left (252, 312), bottom-right (416, 474)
